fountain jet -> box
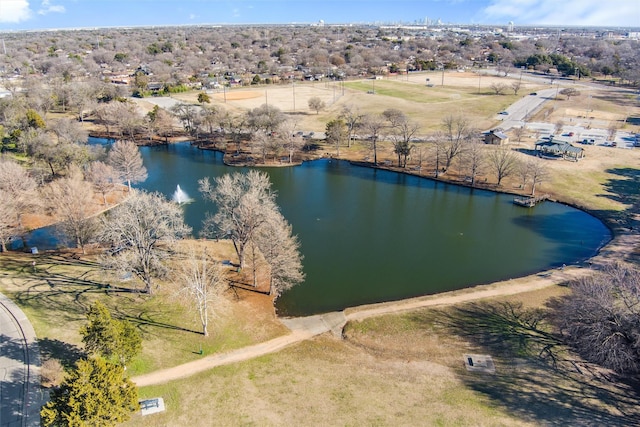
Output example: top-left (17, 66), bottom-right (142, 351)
top-left (172, 185), bottom-right (192, 204)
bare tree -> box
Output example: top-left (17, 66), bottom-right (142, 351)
top-left (110, 101), bottom-right (142, 140)
top-left (219, 110), bottom-right (246, 154)
top-left (48, 117), bottom-right (88, 145)
top-left (107, 140), bottom-right (148, 191)
top-left (87, 161), bottom-right (119, 206)
top-left (339, 105), bottom-right (363, 148)
top-left (176, 246), bottom-right (228, 336)
top-left (199, 170), bottom-right (278, 269)
top-left (308, 96), bottom-right (326, 115)
top-left (441, 115), bottom-right (471, 172)
top-left (460, 139), bottom-right (485, 187)
top-left (517, 158), bottom-right (531, 190)
top-left (560, 88), bottom-right (580, 100)
top-left (245, 104), bottom-right (285, 135)
top-left (255, 210), bottom-right (305, 298)
top-left (250, 130), bottom-right (272, 164)
top-left (171, 103), bottom-right (200, 136)
top-left (487, 148), bottom-right (518, 186)
top-left (551, 264), bottom-right (640, 374)
top-left (360, 113), bottom-right (386, 165)
top-left (0, 159), bottom-right (39, 252)
top-left (325, 118), bottom-right (346, 157)
top-left (99, 190), bottom-right (191, 294)
top-left (528, 159), bottom-right (549, 195)
top-left (45, 167), bottom-right (98, 254)
top-left (512, 126), bottom-right (526, 143)
top-left (93, 102), bottom-right (116, 134)
top-left (144, 105), bottom-right (174, 143)
top-left (511, 81), bottom-right (522, 95)
top-left (490, 82), bottom-right (508, 95)
top-left (383, 108), bottom-right (419, 168)
top-left (554, 120), bottom-right (564, 136)
top-left (279, 119), bottom-right (303, 164)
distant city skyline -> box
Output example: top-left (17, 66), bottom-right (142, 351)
top-left (1, 0), bottom-right (639, 31)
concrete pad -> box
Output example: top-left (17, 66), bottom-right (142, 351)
top-left (463, 354), bottom-right (495, 373)
top-left (140, 397), bottom-right (165, 416)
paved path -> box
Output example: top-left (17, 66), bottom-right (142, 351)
top-left (131, 233), bottom-right (633, 388)
top-left (0, 294), bottom-right (41, 427)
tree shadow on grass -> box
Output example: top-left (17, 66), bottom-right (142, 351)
top-left (113, 307), bottom-right (202, 336)
top-left (4, 252), bottom-right (204, 342)
top-left (421, 301), bottom-right (640, 425)
top-left (598, 167), bottom-right (640, 228)
top-left (37, 338), bottom-right (85, 369)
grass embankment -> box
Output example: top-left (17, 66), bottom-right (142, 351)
top-left (120, 285), bottom-right (640, 426)
top-left (0, 241), bottom-right (287, 377)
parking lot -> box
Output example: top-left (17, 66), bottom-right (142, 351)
top-left (524, 122), bottom-right (638, 149)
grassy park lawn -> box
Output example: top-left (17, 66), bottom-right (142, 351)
top-left (0, 241), bottom-right (287, 376)
top-left (120, 286), bottom-right (640, 426)
top-left (1, 72), bottom-right (639, 424)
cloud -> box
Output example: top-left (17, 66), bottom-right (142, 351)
top-left (0, 0), bottom-right (33, 23)
top-left (189, 13), bottom-right (198, 20)
top-left (37, 0), bottom-right (65, 16)
top-left (481, 0), bottom-right (640, 26)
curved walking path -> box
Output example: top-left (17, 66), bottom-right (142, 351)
top-left (0, 293), bottom-right (41, 427)
top-left (132, 230), bottom-right (638, 387)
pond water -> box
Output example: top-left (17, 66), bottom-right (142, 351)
top-left (28, 139), bottom-right (611, 316)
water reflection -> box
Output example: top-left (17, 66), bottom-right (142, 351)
top-left (26, 141), bottom-right (611, 316)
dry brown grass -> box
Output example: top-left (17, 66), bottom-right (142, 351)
top-left (13, 73), bottom-right (640, 424)
top-left (122, 285), bottom-right (640, 426)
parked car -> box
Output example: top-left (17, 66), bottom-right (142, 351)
top-left (529, 92), bottom-right (537, 96)
top-left (498, 111), bottom-right (509, 115)
top-left (582, 138), bottom-right (595, 145)
top-left (567, 132), bottom-right (574, 137)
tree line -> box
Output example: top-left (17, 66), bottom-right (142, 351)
top-left (1, 24), bottom-right (638, 89)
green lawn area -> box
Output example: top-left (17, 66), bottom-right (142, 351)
top-left (0, 250), bottom-right (287, 376)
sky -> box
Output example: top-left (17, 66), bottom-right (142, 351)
top-left (0, 0), bottom-right (639, 31)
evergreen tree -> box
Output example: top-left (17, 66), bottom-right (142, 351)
top-left (41, 357), bottom-right (139, 427)
top-left (80, 301), bottom-right (142, 366)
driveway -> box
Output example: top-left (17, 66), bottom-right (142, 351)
top-left (495, 88), bottom-right (557, 131)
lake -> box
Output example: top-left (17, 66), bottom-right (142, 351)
top-left (28, 139), bottom-right (610, 316)
top-left (131, 141), bottom-right (610, 316)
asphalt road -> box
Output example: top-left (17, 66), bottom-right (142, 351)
top-left (0, 294), bottom-right (41, 427)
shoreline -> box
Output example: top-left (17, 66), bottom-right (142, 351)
top-left (86, 133), bottom-right (636, 318)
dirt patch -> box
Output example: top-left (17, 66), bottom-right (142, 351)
top-left (212, 90), bottom-right (262, 101)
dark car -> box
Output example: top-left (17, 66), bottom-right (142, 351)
top-left (530, 92), bottom-right (537, 96)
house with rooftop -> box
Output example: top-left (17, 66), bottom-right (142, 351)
top-left (484, 129), bottom-right (509, 145)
